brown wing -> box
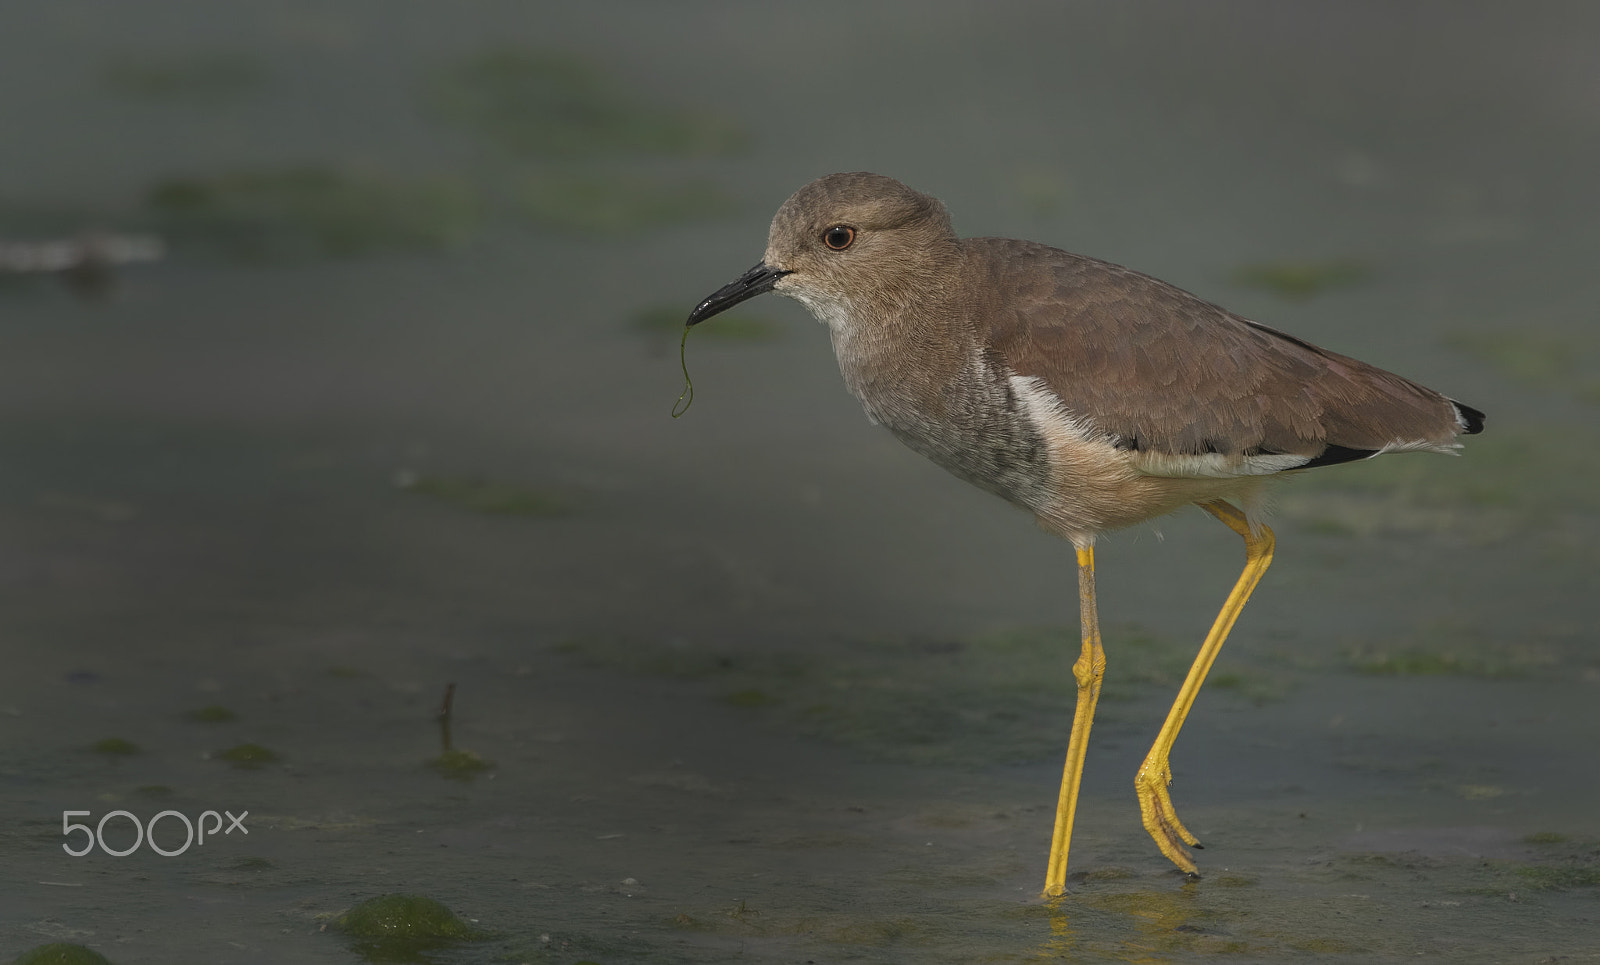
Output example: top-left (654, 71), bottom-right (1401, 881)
top-left (964, 239), bottom-right (1474, 466)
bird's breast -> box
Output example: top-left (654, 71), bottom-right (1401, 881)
top-left (830, 329), bottom-right (1058, 512)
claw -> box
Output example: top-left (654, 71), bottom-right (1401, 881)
top-left (1126, 504), bottom-right (1275, 875)
top-left (1136, 756), bottom-right (1202, 873)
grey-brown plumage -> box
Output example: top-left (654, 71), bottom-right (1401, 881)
top-left (685, 172), bottom-right (1484, 888)
top-left (690, 171), bottom-right (1481, 541)
top-left (978, 242), bottom-right (1479, 461)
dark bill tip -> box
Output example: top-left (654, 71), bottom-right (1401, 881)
top-left (686, 262), bottom-right (790, 326)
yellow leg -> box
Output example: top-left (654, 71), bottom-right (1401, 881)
top-left (1042, 544), bottom-right (1105, 898)
top-left (1135, 499), bottom-right (1275, 875)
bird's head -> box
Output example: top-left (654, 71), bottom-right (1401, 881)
top-left (686, 172), bottom-right (957, 332)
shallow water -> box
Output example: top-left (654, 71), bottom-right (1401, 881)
top-left (2, 3), bottom-right (1598, 962)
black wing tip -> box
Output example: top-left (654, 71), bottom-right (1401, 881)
top-left (1452, 400), bottom-right (1486, 435)
top-left (1299, 444), bottom-right (1381, 470)
top-left (1296, 400), bottom-right (1484, 473)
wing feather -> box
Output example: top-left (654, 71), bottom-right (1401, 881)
top-left (964, 239), bottom-right (1466, 473)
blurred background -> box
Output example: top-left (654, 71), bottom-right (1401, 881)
top-left (2, 2), bottom-right (1597, 962)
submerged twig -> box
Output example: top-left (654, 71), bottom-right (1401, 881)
top-left (437, 682), bottom-right (456, 753)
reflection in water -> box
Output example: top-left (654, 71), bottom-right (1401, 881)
top-left (1040, 882), bottom-right (1204, 961)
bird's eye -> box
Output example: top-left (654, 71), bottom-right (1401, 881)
top-left (822, 225), bottom-right (856, 251)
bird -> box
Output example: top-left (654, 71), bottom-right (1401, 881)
top-left (684, 172), bottom-right (1484, 897)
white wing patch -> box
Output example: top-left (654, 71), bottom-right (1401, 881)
top-left (1007, 373), bottom-right (1453, 481)
top-left (1134, 435), bottom-right (1458, 477)
top-left (1132, 450), bottom-right (1311, 478)
top-left (1009, 373), bottom-right (1305, 479)
top-left (1008, 374), bottom-right (1112, 449)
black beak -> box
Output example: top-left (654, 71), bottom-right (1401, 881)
top-left (686, 262), bottom-right (790, 326)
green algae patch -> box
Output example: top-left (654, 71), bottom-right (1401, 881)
top-left (146, 166), bottom-right (481, 260)
top-left (824, 917), bottom-right (924, 945)
top-left (333, 893), bottom-right (489, 959)
top-left (514, 171), bottom-right (736, 236)
top-left (1448, 328), bottom-right (1600, 403)
top-left (559, 622), bottom-right (1270, 766)
top-left (723, 688), bottom-right (777, 708)
top-left (427, 49), bottom-right (747, 158)
top-left (185, 704), bottom-right (237, 723)
top-left (1075, 865), bottom-right (1140, 883)
top-left (12, 944), bottom-right (113, 965)
top-left (1346, 649), bottom-right (1519, 677)
top-left (397, 472), bottom-right (570, 517)
top-left (90, 737), bottom-right (140, 756)
top-left (1344, 620), bottom-right (1555, 679)
top-left (1212, 873), bottom-right (1259, 888)
top-left (664, 900), bottom-right (938, 951)
top-left (427, 748), bottom-right (493, 781)
top-left (215, 742), bottom-right (280, 769)
top-left (1482, 835), bottom-right (1600, 891)
top-left (1513, 863), bottom-right (1600, 890)
top-left (1230, 259), bottom-right (1369, 300)
top-left (1290, 937), bottom-right (1363, 954)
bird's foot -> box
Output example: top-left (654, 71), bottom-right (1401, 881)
top-left (1135, 757), bottom-right (1202, 875)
